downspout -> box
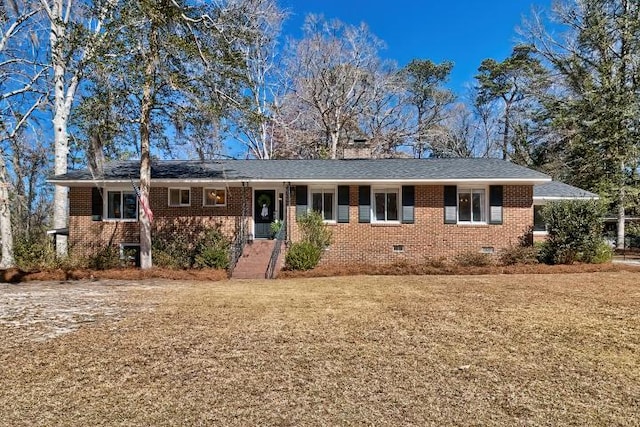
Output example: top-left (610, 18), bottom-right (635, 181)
top-left (241, 181), bottom-right (247, 239)
top-left (285, 182), bottom-right (291, 244)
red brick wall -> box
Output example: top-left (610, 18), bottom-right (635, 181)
top-left (287, 185), bottom-right (533, 265)
top-left (69, 184), bottom-right (533, 265)
top-left (68, 186), bottom-right (249, 257)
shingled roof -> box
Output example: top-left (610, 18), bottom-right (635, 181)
top-left (50, 158), bottom-right (551, 185)
top-left (533, 181), bottom-right (599, 199)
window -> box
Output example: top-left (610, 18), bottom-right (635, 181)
top-left (120, 244), bottom-right (140, 267)
top-left (458, 188), bottom-right (486, 223)
top-left (169, 188), bottom-right (190, 206)
top-left (203, 188), bottom-right (226, 206)
top-left (107, 191), bottom-right (137, 220)
top-left (533, 205), bottom-right (547, 232)
top-left (373, 189), bottom-right (399, 222)
top-left (311, 188), bottom-right (335, 221)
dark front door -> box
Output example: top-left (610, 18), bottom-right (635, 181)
top-left (254, 189), bottom-right (276, 238)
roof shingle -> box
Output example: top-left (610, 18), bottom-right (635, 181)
top-left (50, 158), bottom-right (551, 183)
top-left (533, 181), bottom-right (599, 199)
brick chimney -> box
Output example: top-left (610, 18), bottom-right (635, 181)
top-left (341, 138), bottom-right (371, 159)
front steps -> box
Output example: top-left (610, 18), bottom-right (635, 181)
top-left (232, 240), bottom-right (277, 279)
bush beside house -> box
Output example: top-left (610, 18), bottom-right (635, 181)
top-left (285, 212), bottom-right (332, 271)
top-left (153, 226), bottom-right (230, 270)
top-left (538, 199), bottom-right (611, 264)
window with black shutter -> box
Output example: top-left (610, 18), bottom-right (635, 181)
top-left (401, 186), bottom-right (415, 224)
top-left (337, 186), bottom-right (350, 223)
top-left (444, 185), bottom-right (457, 224)
top-left (295, 185), bottom-right (308, 219)
top-left (358, 185), bottom-right (371, 223)
top-left (91, 187), bottom-right (103, 221)
top-left (489, 185), bottom-right (503, 224)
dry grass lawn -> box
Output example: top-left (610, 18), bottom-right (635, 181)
top-left (1, 272), bottom-right (639, 426)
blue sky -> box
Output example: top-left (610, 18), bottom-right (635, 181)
top-left (280, 0), bottom-right (553, 95)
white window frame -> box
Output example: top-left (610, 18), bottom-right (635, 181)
top-left (457, 187), bottom-right (487, 224)
top-left (310, 187), bottom-right (336, 222)
top-left (168, 187), bottom-right (191, 207)
top-left (104, 189), bottom-right (138, 222)
top-left (203, 188), bottom-right (227, 207)
top-left (372, 187), bottom-right (400, 223)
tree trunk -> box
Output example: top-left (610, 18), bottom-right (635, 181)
top-left (501, 107), bottom-right (510, 161)
top-left (52, 114), bottom-right (69, 256)
top-left (0, 154), bottom-right (15, 268)
top-left (330, 127), bottom-right (340, 159)
top-left (617, 199), bottom-right (625, 250)
top-left (139, 23), bottom-right (158, 269)
top-left (260, 121), bottom-right (270, 159)
top-left (50, 0), bottom-right (69, 257)
top-left (616, 161), bottom-right (625, 250)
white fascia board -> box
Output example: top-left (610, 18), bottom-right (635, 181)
top-left (47, 179), bottom-right (133, 187)
top-left (50, 177), bottom-right (552, 187)
top-left (151, 177), bottom-right (552, 185)
top-left (533, 195), bottom-right (599, 202)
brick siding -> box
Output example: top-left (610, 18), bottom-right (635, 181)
top-left (68, 186), bottom-right (249, 258)
top-left (69, 184), bottom-right (533, 265)
top-left (287, 185), bottom-right (533, 265)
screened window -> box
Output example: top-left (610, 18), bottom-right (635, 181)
top-left (311, 188), bottom-right (335, 221)
top-left (203, 188), bottom-right (226, 206)
top-left (458, 189), bottom-right (486, 223)
top-left (169, 188), bottom-right (190, 206)
top-left (533, 205), bottom-right (547, 232)
top-left (373, 189), bottom-right (399, 222)
top-left (107, 191), bottom-right (137, 220)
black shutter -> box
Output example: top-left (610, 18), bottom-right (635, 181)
top-left (401, 185), bottom-right (415, 224)
top-left (358, 185), bottom-right (371, 223)
top-left (444, 185), bottom-right (457, 224)
top-left (337, 185), bottom-right (350, 223)
top-left (91, 187), bottom-right (103, 221)
top-left (489, 185), bottom-right (503, 224)
top-left (295, 185), bottom-right (308, 218)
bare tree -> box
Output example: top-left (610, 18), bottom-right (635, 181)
top-left (281, 15), bottom-right (386, 159)
top-left (225, 0), bottom-right (286, 159)
top-left (0, 0), bottom-right (47, 268)
top-left (358, 63), bottom-right (412, 157)
top-left (40, 0), bottom-right (117, 256)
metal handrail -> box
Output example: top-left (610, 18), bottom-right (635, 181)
top-left (265, 220), bottom-right (286, 279)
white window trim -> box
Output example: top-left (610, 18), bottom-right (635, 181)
top-left (371, 187), bottom-right (401, 224)
top-left (457, 187), bottom-right (488, 225)
top-left (309, 186), bottom-right (337, 223)
top-left (202, 188), bottom-right (227, 207)
top-left (104, 188), bottom-right (138, 222)
top-left (168, 187), bottom-right (191, 207)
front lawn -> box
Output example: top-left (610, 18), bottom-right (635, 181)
top-left (1, 273), bottom-right (638, 426)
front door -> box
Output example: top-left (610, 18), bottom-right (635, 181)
top-left (254, 189), bottom-right (276, 239)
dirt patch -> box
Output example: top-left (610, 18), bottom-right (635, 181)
top-left (0, 280), bottom-right (168, 345)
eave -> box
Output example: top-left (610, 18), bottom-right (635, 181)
top-left (48, 176), bottom-right (552, 187)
